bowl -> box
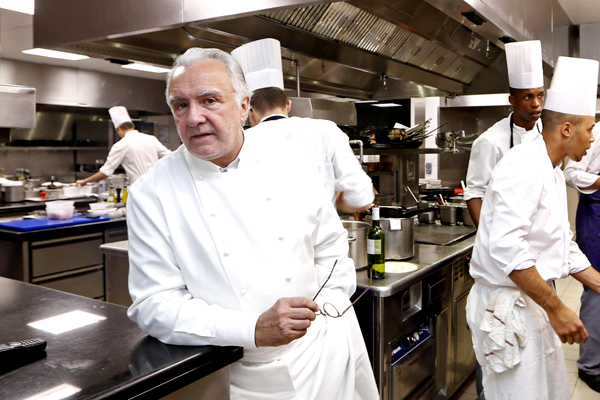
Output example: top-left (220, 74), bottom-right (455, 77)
top-left (46, 200), bottom-right (75, 220)
top-left (89, 202), bottom-right (111, 210)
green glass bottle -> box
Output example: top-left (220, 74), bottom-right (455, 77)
top-left (367, 206), bottom-right (385, 279)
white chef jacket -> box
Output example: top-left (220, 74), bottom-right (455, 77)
top-left (99, 130), bottom-right (171, 184)
top-left (126, 133), bottom-right (378, 399)
top-left (564, 126), bottom-right (600, 194)
top-left (465, 114), bottom-right (542, 201)
top-left (470, 134), bottom-right (590, 287)
top-left (247, 116), bottom-right (374, 209)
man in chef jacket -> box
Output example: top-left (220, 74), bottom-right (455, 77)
top-left (76, 106), bottom-right (171, 185)
top-left (125, 47), bottom-right (379, 400)
top-left (231, 38), bottom-right (374, 213)
top-left (466, 56), bottom-right (600, 400)
top-left (564, 126), bottom-right (600, 392)
top-left (465, 40), bottom-right (545, 227)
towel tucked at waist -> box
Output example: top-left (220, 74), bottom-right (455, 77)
top-left (480, 287), bottom-right (528, 373)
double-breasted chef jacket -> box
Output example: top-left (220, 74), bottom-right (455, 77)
top-left (465, 114), bottom-right (541, 201)
top-left (126, 132), bottom-right (378, 399)
top-left (248, 116), bottom-right (374, 209)
top-left (99, 129), bottom-right (171, 184)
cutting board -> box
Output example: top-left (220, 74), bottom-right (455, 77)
top-left (0, 216), bottom-right (110, 231)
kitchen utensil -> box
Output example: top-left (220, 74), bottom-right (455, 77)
top-left (342, 220), bottom-right (369, 270)
top-left (0, 181), bottom-right (25, 203)
top-left (405, 186), bottom-right (420, 205)
top-left (459, 205), bottom-right (475, 227)
top-left (379, 217), bottom-right (414, 260)
top-left (418, 200), bottom-right (437, 224)
top-left (440, 205), bottom-right (458, 225)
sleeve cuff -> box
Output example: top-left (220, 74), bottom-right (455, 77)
top-left (570, 253), bottom-right (592, 275)
top-left (99, 166), bottom-right (114, 177)
top-left (464, 187), bottom-right (485, 201)
top-left (503, 256), bottom-right (536, 277)
top-left (213, 309), bottom-right (261, 348)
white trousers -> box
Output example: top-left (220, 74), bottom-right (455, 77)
top-left (466, 281), bottom-right (571, 400)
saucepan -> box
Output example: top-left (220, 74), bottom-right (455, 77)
top-left (342, 220), bottom-right (369, 270)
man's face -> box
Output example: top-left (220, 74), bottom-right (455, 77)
top-left (167, 59), bottom-right (249, 166)
top-left (509, 87), bottom-right (545, 124)
top-left (567, 116), bottom-right (596, 162)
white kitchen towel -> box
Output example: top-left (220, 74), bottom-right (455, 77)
top-left (480, 287), bottom-right (528, 373)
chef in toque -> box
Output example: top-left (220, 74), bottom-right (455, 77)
top-left (465, 40), bottom-right (545, 227)
top-left (564, 126), bottom-right (600, 392)
top-left (231, 38), bottom-right (374, 213)
top-left (76, 106), bottom-right (171, 186)
top-left (466, 56), bottom-right (600, 400)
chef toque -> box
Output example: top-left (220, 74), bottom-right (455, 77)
top-left (505, 40), bottom-right (544, 89)
top-left (108, 106), bottom-right (133, 129)
top-left (231, 38), bottom-right (284, 92)
top-left (543, 56), bottom-right (599, 116)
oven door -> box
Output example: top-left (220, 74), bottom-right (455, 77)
top-left (390, 325), bottom-right (436, 400)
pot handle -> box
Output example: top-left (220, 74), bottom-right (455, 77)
top-left (348, 235), bottom-right (357, 242)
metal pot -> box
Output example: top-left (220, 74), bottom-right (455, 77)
top-left (440, 205), bottom-right (458, 225)
top-left (342, 220), bottom-right (369, 270)
top-left (0, 184), bottom-right (25, 202)
top-left (380, 217), bottom-right (414, 260)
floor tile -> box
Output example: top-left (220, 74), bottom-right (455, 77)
top-left (565, 347), bottom-right (582, 361)
top-left (456, 393), bottom-right (478, 400)
top-left (572, 381), bottom-right (600, 399)
top-left (463, 380), bottom-right (477, 395)
top-left (567, 359), bottom-right (579, 373)
top-left (570, 371), bottom-right (580, 386)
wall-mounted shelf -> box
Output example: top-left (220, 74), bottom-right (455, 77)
top-left (367, 171), bottom-right (395, 176)
top-left (353, 147), bottom-right (443, 155)
top-left (0, 147), bottom-right (107, 151)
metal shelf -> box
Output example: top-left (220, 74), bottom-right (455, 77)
top-left (367, 171), bottom-right (395, 176)
top-left (353, 147), bottom-right (444, 155)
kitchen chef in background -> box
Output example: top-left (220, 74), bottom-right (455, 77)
top-left (76, 106), bottom-right (171, 186)
top-left (126, 47), bottom-right (379, 400)
top-left (231, 38), bottom-right (374, 213)
top-left (564, 126), bottom-right (600, 392)
top-left (465, 40), bottom-right (545, 227)
top-left (466, 56), bottom-right (600, 400)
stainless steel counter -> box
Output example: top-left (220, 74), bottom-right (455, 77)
top-left (357, 236), bottom-right (475, 297)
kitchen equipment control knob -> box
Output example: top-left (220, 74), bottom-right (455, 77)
top-left (413, 332), bottom-right (420, 342)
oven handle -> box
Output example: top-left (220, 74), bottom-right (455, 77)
top-left (393, 336), bottom-right (436, 367)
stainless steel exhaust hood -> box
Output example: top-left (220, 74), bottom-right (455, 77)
top-left (33, 0), bottom-right (565, 100)
top-left (0, 84), bottom-right (36, 128)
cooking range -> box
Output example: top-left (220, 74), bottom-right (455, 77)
top-left (353, 242), bottom-right (475, 400)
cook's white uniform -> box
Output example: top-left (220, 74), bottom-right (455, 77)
top-left (99, 130), bottom-right (171, 184)
top-left (247, 116), bottom-right (374, 209)
top-left (126, 133), bottom-right (379, 399)
top-left (467, 134), bottom-right (590, 400)
top-left (464, 114), bottom-right (541, 201)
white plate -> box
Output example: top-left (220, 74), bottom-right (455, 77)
top-left (385, 261), bottom-right (419, 274)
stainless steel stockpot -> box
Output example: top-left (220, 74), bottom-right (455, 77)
top-left (342, 220), bottom-right (369, 270)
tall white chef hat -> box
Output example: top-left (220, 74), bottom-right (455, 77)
top-left (505, 40), bottom-right (544, 89)
top-left (543, 56), bottom-right (599, 116)
top-left (108, 106), bottom-right (132, 129)
top-left (231, 38), bottom-right (284, 92)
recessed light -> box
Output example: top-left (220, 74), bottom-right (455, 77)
top-left (372, 103), bottom-right (403, 107)
top-left (354, 100), bottom-right (378, 103)
top-left (22, 48), bottom-right (89, 61)
top-left (0, 0), bottom-right (34, 14)
top-left (122, 64), bottom-right (170, 73)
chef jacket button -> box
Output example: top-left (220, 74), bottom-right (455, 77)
top-left (224, 250), bottom-right (231, 257)
top-left (278, 236), bottom-right (284, 241)
top-left (266, 197), bottom-right (272, 201)
top-left (197, 175), bottom-right (204, 181)
top-left (241, 288), bottom-right (248, 295)
top-left (211, 212), bottom-right (216, 217)
top-left (286, 276), bottom-right (292, 281)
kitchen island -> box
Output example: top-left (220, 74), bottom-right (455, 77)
top-left (0, 276), bottom-right (242, 399)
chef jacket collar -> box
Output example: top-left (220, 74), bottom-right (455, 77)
top-left (183, 131), bottom-right (259, 174)
top-left (259, 114), bottom-right (288, 124)
top-left (510, 112), bottom-right (541, 134)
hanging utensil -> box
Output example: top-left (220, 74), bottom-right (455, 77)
top-left (405, 186), bottom-right (420, 205)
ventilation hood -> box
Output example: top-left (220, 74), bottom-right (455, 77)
top-left (33, 0), bottom-right (563, 100)
top-left (0, 84), bottom-right (36, 129)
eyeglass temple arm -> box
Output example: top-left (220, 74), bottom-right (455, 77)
top-left (312, 260), bottom-right (338, 301)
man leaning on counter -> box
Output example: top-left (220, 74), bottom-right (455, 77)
top-left (125, 47), bottom-right (379, 399)
top-left (466, 56), bottom-right (600, 400)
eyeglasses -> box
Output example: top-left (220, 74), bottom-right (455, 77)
top-left (312, 260), bottom-right (372, 318)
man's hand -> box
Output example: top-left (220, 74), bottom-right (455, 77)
top-left (255, 297), bottom-right (319, 347)
top-left (547, 304), bottom-right (588, 344)
top-left (75, 179), bottom-right (86, 187)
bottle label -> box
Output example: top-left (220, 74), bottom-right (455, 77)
top-left (367, 239), bottom-right (382, 255)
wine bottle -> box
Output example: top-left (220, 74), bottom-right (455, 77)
top-left (367, 206), bottom-right (385, 279)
